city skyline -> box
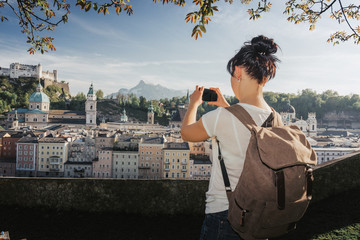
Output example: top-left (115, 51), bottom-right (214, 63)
top-left (0, 1), bottom-right (359, 97)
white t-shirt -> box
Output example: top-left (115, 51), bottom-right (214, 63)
top-left (201, 102), bottom-right (272, 214)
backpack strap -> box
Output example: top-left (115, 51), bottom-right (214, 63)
top-left (225, 104), bottom-right (257, 131)
top-left (271, 108), bottom-right (284, 127)
top-left (219, 104), bottom-right (279, 198)
top-left (217, 139), bottom-right (232, 200)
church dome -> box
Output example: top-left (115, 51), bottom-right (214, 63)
top-left (29, 92), bottom-right (50, 103)
top-left (29, 83), bottom-right (50, 103)
top-left (285, 100), bottom-right (295, 113)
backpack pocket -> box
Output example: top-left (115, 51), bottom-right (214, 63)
top-left (228, 198), bottom-right (263, 235)
top-left (254, 198), bottom-right (310, 238)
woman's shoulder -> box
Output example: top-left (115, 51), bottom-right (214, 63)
top-left (237, 102), bottom-right (272, 114)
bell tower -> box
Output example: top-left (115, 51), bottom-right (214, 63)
top-left (147, 101), bottom-right (154, 124)
top-left (86, 83), bottom-right (97, 126)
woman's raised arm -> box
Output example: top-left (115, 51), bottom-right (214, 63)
top-left (181, 86), bottom-right (210, 142)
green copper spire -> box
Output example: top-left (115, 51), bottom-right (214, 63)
top-left (88, 83), bottom-right (94, 95)
top-left (148, 101), bottom-right (154, 113)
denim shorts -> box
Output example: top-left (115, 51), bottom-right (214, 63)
top-left (199, 210), bottom-right (243, 240)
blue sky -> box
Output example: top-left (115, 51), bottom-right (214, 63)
top-left (0, 1), bottom-right (359, 97)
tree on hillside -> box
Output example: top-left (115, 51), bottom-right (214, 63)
top-left (73, 92), bottom-right (86, 101)
top-left (96, 89), bottom-right (104, 99)
top-left (0, 0), bottom-right (359, 54)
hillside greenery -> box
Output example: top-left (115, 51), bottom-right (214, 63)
top-left (1, 75), bottom-right (360, 125)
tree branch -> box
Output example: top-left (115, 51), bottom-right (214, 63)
top-left (338, 0), bottom-right (359, 38)
top-left (319, 0), bottom-right (337, 15)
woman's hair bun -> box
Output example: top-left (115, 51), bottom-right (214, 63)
top-left (250, 35), bottom-right (278, 56)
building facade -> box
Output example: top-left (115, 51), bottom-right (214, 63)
top-left (189, 157), bottom-right (212, 180)
top-left (138, 136), bottom-right (165, 180)
top-left (112, 151), bottom-right (138, 179)
top-left (162, 142), bottom-right (190, 179)
top-left (93, 148), bottom-right (113, 178)
top-left (38, 137), bottom-right (69, 177)
top-left (16, 137), bottom-right (39, 177)
top-left (65, 162), bottom-right (92, 178)
top-left (65, 138), bottom-right (93, 178)
top-left (95, 133), bottom-right (115, 158)
top-left (315, 148), bottom-right (358, 165)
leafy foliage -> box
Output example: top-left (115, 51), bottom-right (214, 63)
top-left (95, 89), bottom-right (104, 99)
top-left (103, 89), bottom-right (360, 125)
top-left (0, 0), bottom-right (359, 53)
top-left (0, 76), bottom-right (37, 113)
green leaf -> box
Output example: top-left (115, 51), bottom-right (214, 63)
top-left (93, 3), bottom-right (98, 11)
top-left (199, 25), bottom-right (206, 33)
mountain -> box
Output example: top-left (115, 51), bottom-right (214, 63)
top-left (106, 80), bottom-right (187, 100)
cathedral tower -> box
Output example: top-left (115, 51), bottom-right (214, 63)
top-left (86, 83), bottom-right (97, 126)
top-left (148, 101), bottom-right (154, 124)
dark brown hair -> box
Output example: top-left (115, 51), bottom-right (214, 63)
top-left (227, 35), bottom-right (280, 84)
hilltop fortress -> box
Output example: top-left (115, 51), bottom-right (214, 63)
top-left (0, 63), bottom-right (69, 93)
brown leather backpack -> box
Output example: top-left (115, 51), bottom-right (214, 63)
top-left (218, 104), bottom-right (317, 240)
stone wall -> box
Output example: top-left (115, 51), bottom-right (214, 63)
top-left (312, 152), bottom-right (360, 203)
top-left (0, 153), bottom-right (359, 215)
top-left (41, 79), bottom-right (70, 94)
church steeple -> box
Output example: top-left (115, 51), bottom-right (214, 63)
top-left (88, 83), bottom-right (94, 95)
top-left (185, 89), bottom-right (190, 108)
top-left (86, 83), bottom-right (97, 126)
top-left (36, 82), bottom-right (43, 92)
top-left (147, 101), bottom-right (154, 124)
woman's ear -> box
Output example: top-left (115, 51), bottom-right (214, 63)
top-left (234, 66), bottom-right (242, 81)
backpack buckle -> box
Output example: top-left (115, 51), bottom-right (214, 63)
top-left (225, 186), bottom-right (232, 192)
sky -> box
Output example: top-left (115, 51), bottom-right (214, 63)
top-left (0, 1), bottom-right (359, 97)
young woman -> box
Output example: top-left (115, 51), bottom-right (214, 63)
top-left (181, 35), bottom-right (280, 240)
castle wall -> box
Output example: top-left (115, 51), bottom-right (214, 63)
top-left (0, 64), bottom-right (68, 93)
top-left (0, 67), bottom-right (10, 76)
top-left (41, 79), bottom-right (70, 94)
top-left (8, 63), bottom-right (39, 79)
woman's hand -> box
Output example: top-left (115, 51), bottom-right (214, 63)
top-left (189, 85), bottom-right (204, 108)
top-left (207, 88), bottom-right (230, 108)
top-left (181, 85), bottom-right (210, 142)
